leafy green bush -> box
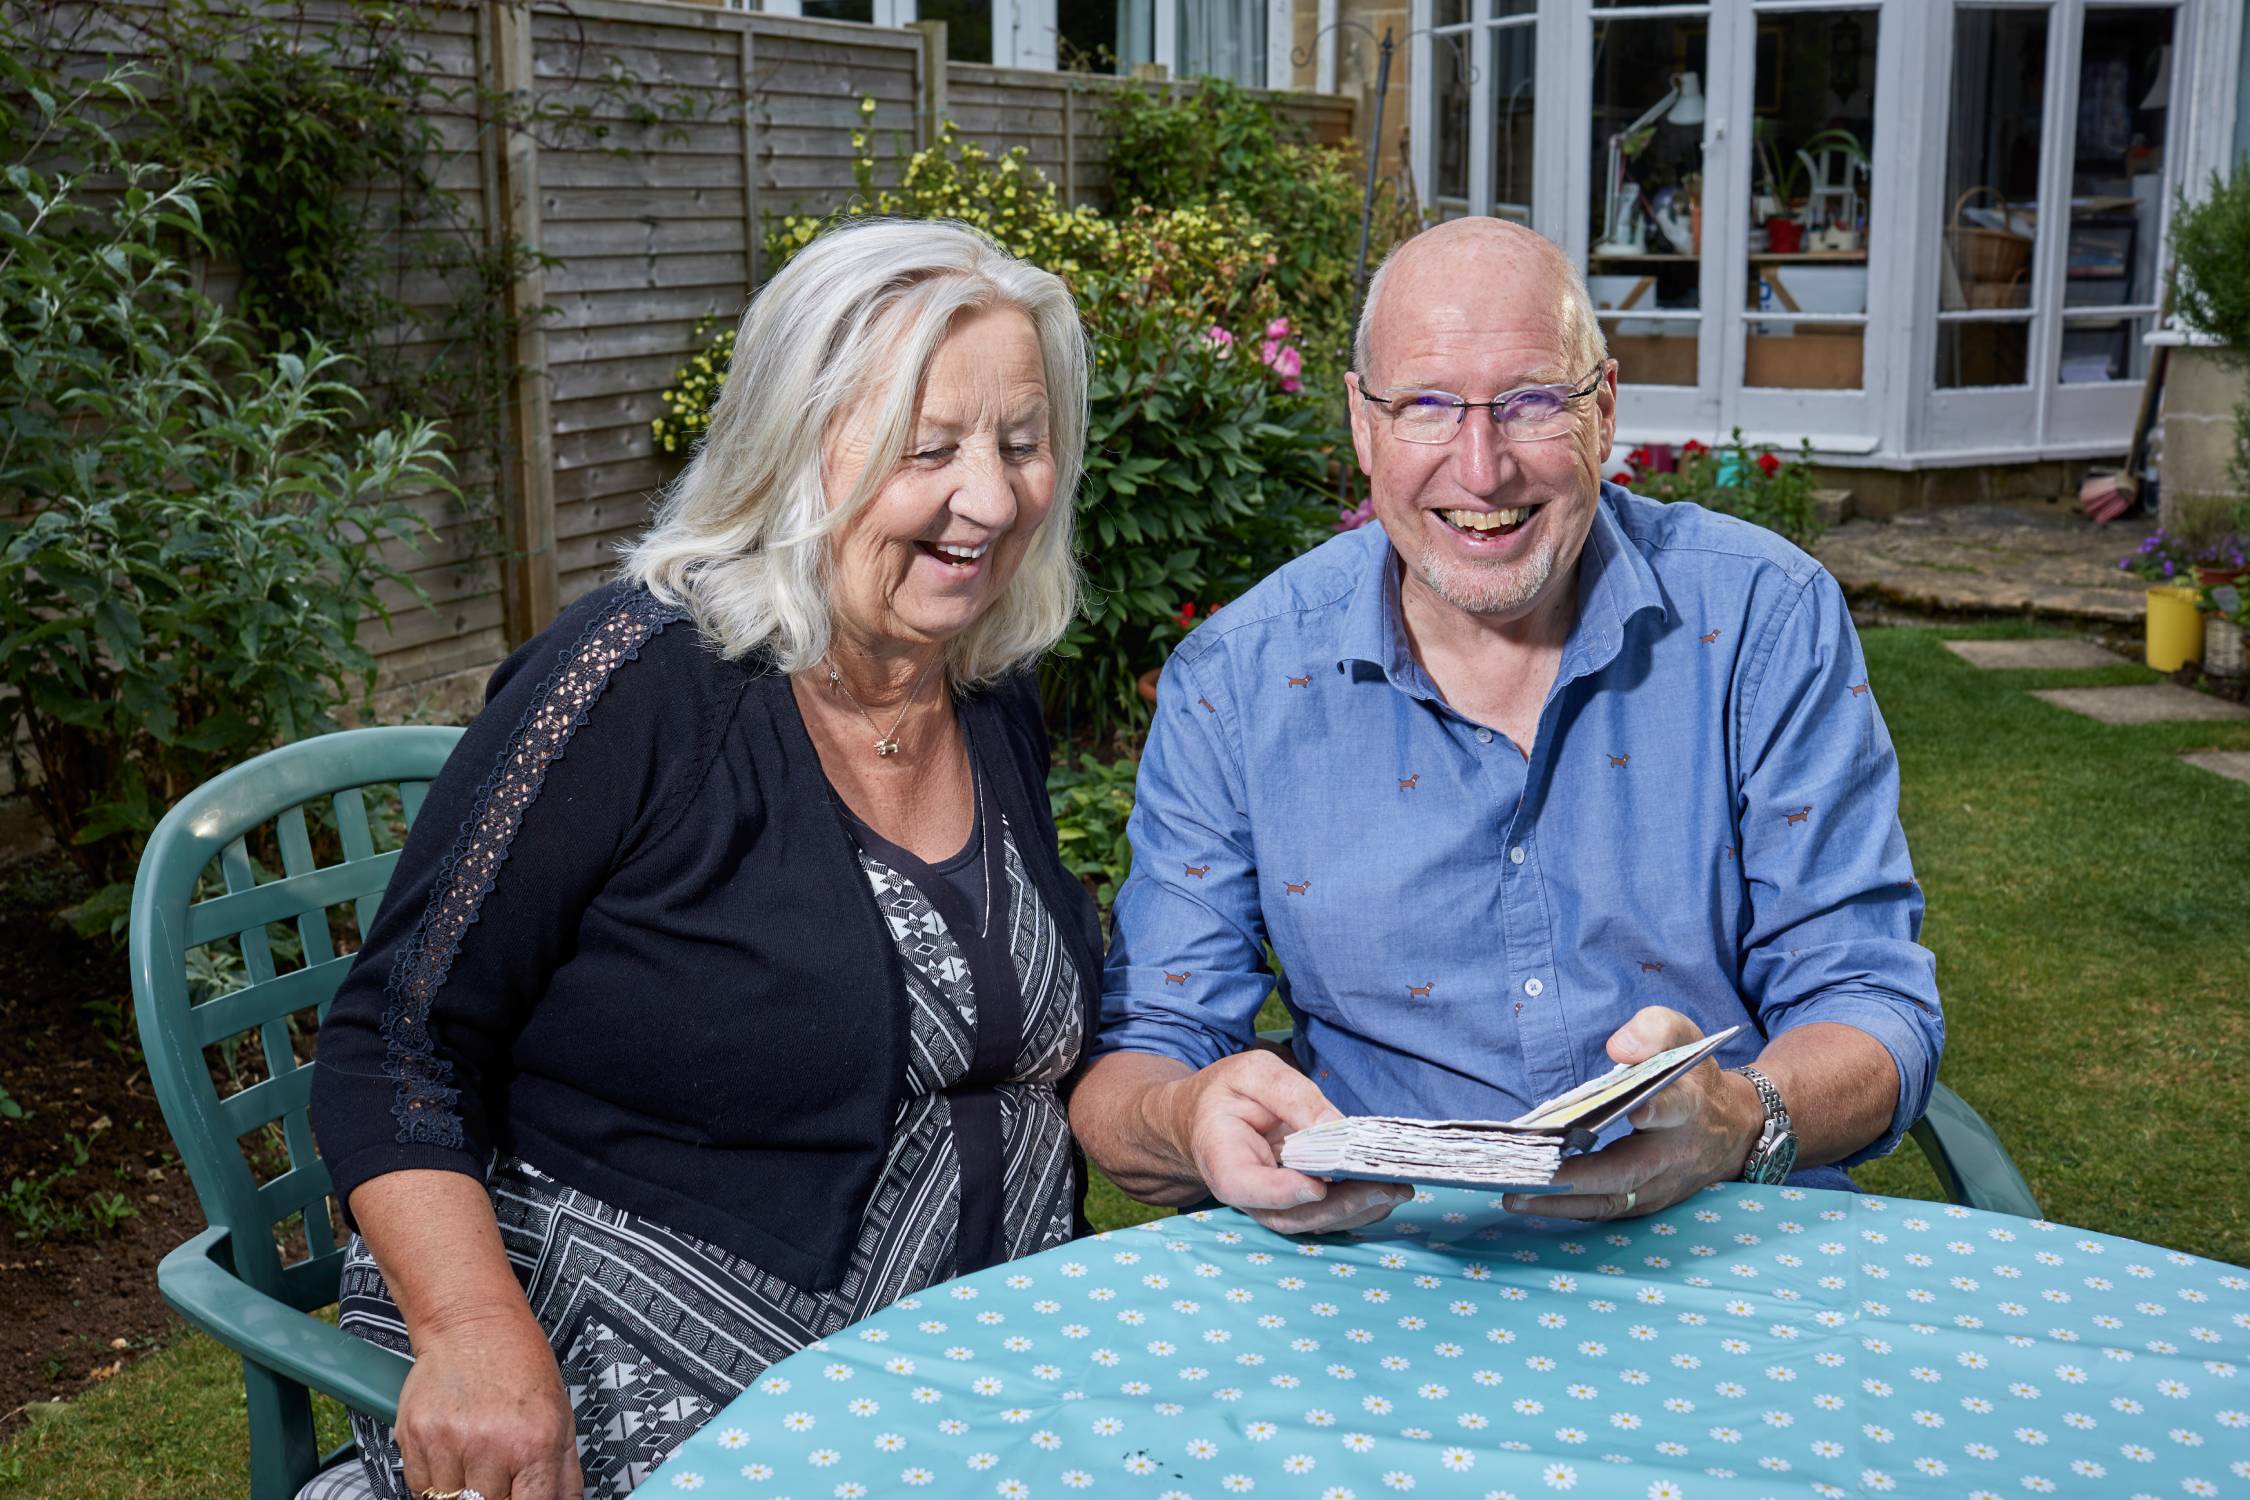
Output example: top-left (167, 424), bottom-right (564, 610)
top-left (1046, 751), bottom-right (1140, 921)
top-left (1104, 80), bottom-right (1377, 387)
top-left (662, 119), bottom-right (1339, 748)
top-left (0, 65), bottom-right (452, 928)
top-left (1616, 432), bottom-right (1824, 548)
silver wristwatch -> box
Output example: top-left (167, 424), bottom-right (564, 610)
top-left (1732, 1065), bottom-right (1797, 1185)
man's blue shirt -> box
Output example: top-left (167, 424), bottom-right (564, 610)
top-left (1094, 484), bottom-right (1943, 1184)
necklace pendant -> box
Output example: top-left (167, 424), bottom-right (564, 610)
top-left (874, 737), bottom-right (900, 757)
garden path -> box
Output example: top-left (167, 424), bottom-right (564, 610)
top-left (1813, 499), bottom-right (2153, 622)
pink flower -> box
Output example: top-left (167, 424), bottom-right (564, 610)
top-left (1335, 497), bottom-right (1377, 532)
top-left (1265, 317), bottom-right (1293, 340)
top-left (1205, 326), bottom-right (1235, 357)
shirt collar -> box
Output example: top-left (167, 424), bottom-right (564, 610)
top-left (1336, 484), bottom-right (1668, 699)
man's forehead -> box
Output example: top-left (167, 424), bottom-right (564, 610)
top-left (1370, 305), bottom-right (1578, 384)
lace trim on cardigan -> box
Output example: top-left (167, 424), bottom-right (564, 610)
top-left (382, 590), bottom-right (689, 1148)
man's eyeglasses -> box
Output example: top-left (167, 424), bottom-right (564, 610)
top-left (1355, 367), bottom-right (1607, 445)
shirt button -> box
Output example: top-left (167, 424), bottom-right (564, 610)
top-left (1509, 846), bottom-right (1525, 865)
top-left (1475, 727), bottom-right (1494, 744)
top-left (1524, 977), bottom-right (1544, 998)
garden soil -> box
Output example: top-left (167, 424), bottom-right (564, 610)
top-left (0, 856), bottom-right (209, 1440)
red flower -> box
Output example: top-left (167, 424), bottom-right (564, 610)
top-left (1681, 438), bottom-right (1709, 457)
top-left (1608, 470), bottom-right (1635, 486)
top-left (1177, 601), bottom-right (1197, 628)
top-left (1755, 451), bottom-right (1782, 477)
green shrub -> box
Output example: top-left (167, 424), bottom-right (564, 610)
top-left (1104, 79), bottom-right (1378, 386)
top-left (1620, 432), bottom-right (1824, 549)
top-left (0, 65), bottom-right (452, 929)
top-left (662, 119), bottom-right (1339, 749)
top-left (1046, 751), bottom-right (1140, 921)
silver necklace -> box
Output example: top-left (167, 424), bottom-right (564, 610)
top-left (827, 655), bottom-right (934, 758)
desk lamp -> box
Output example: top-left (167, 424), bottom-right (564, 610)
top-left (1596, 72), bottom-right (1704, 257)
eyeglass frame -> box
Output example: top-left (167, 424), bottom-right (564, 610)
top-left (1352, 364), bottom-right (1611, 444)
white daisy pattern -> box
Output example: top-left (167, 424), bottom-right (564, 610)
top-left (640, 1191), bottom-right (2243, 1498)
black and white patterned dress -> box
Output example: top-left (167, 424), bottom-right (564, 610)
top-left (328, 767), bottom-right (1086, 1500)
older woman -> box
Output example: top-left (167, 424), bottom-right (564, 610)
top-left (308, 220), bottom-right (1100, 1500)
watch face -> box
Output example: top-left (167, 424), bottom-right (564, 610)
top-left (1758, 1130), bottom-right (1799, 1185)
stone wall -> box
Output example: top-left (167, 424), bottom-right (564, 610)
top-left (2157, 344), bottom-right (2248, 539)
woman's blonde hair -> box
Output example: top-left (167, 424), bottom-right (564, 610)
top-left (619, 218), bottom-right (1087, 685)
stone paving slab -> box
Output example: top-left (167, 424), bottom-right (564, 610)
top-left (1943, 639), bottom-right (2124, 670)
top-left (1812, 502), bottom-right (2152, 623)
top-left (2031, 685), bottom-right (2250, 724)
top-left (2181, 750), bottom-right (2250, 788)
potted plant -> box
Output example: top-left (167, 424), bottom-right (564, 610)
top-left (2118, 529), bottom-right (2205, 670)
top-left (2202, 578), bottom-right (2246, 682)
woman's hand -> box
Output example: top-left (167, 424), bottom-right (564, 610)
top-left (396, 1306), bottom-right (581, 1500)
top-left (351, 1169), bottom-right (583, 1500)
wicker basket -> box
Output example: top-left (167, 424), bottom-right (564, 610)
top-left (1946, 187), bottom-right (2032, 306)
top-left (2206, 616), bottom-right (2246, 678)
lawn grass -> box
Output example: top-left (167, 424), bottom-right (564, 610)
top-left (9, 620), bottom-right (2246, 1495)
top-left (0, 1322), bottom-right (350, 1500)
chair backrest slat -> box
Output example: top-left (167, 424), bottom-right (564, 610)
top-left (217, 1064), bottom-right (318, 1140)
top-left (191, 955), bottom-right (355, 1050)
top-left (130, 725), bottom-right (466, 1300)
top-left (329, 787), bottom-right (384, 953)
top-left (222, 838), bottom-right (281, 989)
top-left (182, 854), bottom-right (402, 949)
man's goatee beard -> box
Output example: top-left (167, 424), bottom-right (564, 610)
top-left (1415, 532), bottom-right (1559, 616)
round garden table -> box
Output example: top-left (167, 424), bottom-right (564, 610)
top-left (648, 1186), bottom-right (2248, 1498)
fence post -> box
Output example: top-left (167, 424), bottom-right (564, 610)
top-left (486, 1), bottom-right (558, 648)
top-left (738, 22), bottom-right (763, 287)
top-left (914, 21), bottom-right (949, 149)
top-left (1061, 83), bottom-right (1076, 206)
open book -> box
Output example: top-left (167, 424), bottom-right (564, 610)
top-left (1278, 1026), bottom-right (1739, 1194)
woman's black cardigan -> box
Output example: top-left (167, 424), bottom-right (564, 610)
top-left (310, 583), bottom-right (1104, 1291)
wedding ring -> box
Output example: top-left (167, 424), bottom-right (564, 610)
top-left (1623, 1188), bottom-right (1638, 1213)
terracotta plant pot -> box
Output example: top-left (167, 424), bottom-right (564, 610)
top-left (1137, 668), bottom-right (1161, 706)
top-left (2194, 564), bottom-right (2247, 588)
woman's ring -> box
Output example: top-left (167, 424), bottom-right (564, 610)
top-left (1622, 1188), bottom-right (1638, 1213)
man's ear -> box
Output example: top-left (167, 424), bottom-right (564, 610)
top-left (1345, 372), bottom-right (1376, 479)
top-left (1594, 359), bottom-right (1620, 457)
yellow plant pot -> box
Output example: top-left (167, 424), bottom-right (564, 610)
top-left (2144, 585), bottom-right (2203, 671)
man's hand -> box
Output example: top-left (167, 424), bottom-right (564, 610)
top-left (1506, 1007), bottom-right (1763, 1221)
top-left (1160, 1050), bottom-right (1413, 1235)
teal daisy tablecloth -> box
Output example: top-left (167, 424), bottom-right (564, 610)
top-left (649, 1186), bottom-right (2247, 1498)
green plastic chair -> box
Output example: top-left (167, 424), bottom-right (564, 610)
top-left (1255, 1027), bottom-right (2040, 1219)
top-left (130, 725), bottom-right (464, 1500)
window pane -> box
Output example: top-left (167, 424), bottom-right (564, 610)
top-left (1489, 22), bottom-right (1535, 223)
top-left (1433, 31), bottom-right (1471, 203)
top-left (1939, 7), bottom-right (2046, 312)
top-left (803, 0), bottom-right (874, 20)
top-left (1114, 0), bottom-right (1155, 70)
top-left (1601, 318), bottom-right (1698, 388)
top-left (1176, 0), bottom-right (1265, 85)
top-left (1746, 322), bottom-right (1862, 390)
top-left (918, 0), bottom-right (994, 61)
top-left (1433, 0), bottom-right (1467, 29)
top-left (2068, 7), bottom-right (2173, 311)
top-left (2059, 315), bottom-right (2151, 385)
top-left (1935, 321), bottom-right (2030, 387)
top-left (1589, 14), bottom-right (1707, 380)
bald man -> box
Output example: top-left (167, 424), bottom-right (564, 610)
top-left (1070, 218), bottom-right (1943, 1235)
